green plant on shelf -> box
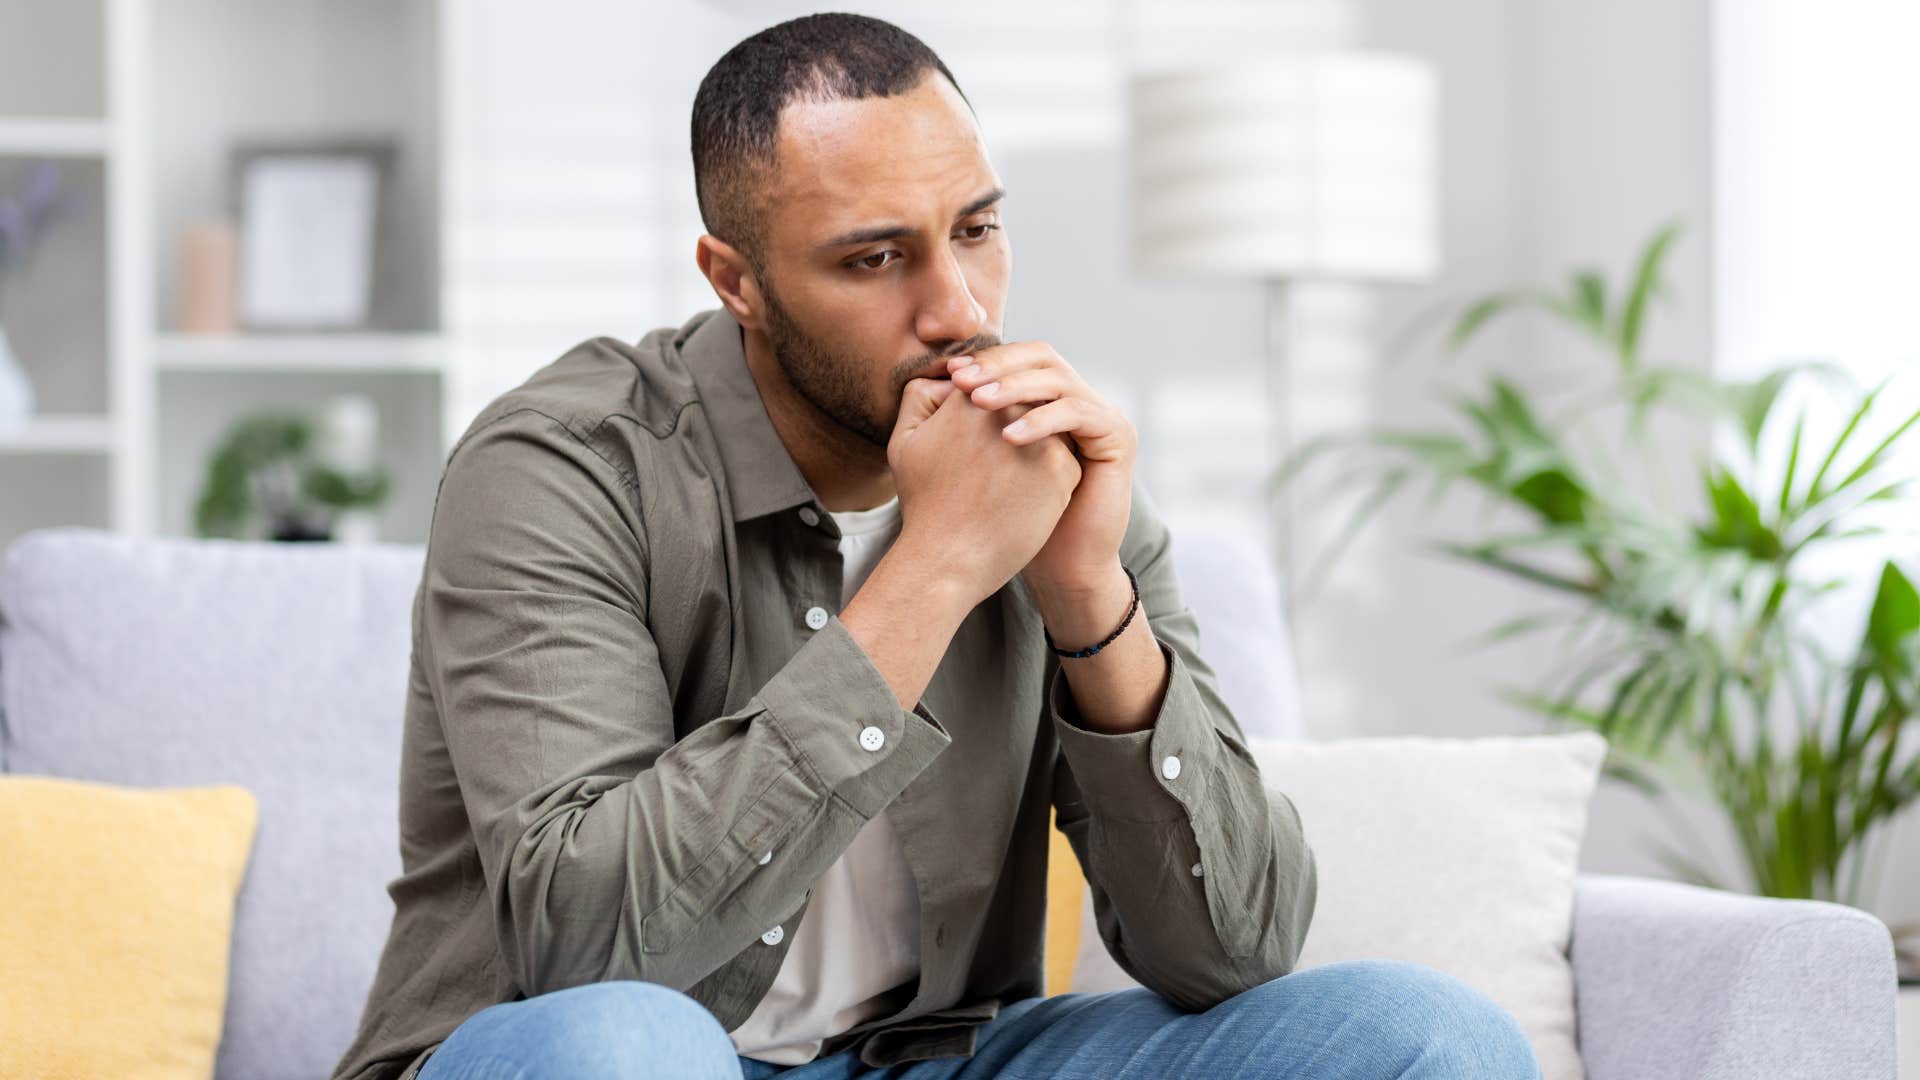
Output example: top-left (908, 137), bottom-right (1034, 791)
top-left (1277, 222), bottom-right (1920, 972)
top-left (194, 412), bottom-right (390, 542)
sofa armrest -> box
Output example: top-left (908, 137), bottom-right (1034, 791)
top-left (1571, 872), bottom-right (1897, 1080)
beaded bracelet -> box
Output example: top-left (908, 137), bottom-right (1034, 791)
top-left (1043, 566), bottom-right (1139, 659)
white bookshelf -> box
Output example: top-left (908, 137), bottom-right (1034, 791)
top-left (0, 118), bottom-right (111, 155)
top-left (154, 333), bottom-right (448, 374)
top-left (0, 0), bottom-right (123, 543)
top-left (0, 0), bottom-right (453, 549)
top-left (0, 415), bottom-right (116, 453)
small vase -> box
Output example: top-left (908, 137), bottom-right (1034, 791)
top-left (0, 320), bottom-right (35, 429)
top-left (333, 508), bottom-right (380, 545)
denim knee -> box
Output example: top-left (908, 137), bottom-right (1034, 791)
top-left (1245, 958), bottom-right (1542, 1079)
top-left (428, 980), bottom-right (739, 1080)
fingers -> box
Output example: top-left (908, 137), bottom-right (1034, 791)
top-left (948, 343), bottom-right (1097, 411)
top-left (896, 376), bottom-right (961, 434)
top-left (960, 367), bottom-right (1074, 411)
top-left (948, 342), bottom-right (1070, 385)
top-left (1000, 396), bottom-right (1136, 461)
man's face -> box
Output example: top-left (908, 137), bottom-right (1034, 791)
top-left (753, 71), bottom-right (1011, 447)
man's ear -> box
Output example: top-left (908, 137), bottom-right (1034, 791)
top-left (695, 234), bottom-right (768, 332)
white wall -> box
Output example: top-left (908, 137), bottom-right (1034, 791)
top-left (1713, 0), bottom-right (1920, 945)
top-left (1715, 0), bottom-right (1920, 381)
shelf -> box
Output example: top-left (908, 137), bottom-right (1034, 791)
top-left (0, 414), bottom-right (114, 453)
top-left (154, 333), bottom-right (448, 374)
top-left (0, 118), bottom-right (111, 156)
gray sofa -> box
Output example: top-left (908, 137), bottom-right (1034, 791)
top-left (0, 527), bottom-right (1898, 1079)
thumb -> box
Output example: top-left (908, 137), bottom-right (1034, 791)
top-left (896, 376), bottom-right (960, 435)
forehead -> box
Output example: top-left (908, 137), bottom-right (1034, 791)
top-left (766, 74), bottom-right (996, 245)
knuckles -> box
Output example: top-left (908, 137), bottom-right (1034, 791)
top-left (964, 341), bottom-right (1066, 382)
top-left (1039, 437), bottom-right (1081, 490)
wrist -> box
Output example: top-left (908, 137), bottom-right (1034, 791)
top-left (1027, 559), bottom-right (1132, 648)
top-left (880, 529), bottom-right (979, 622)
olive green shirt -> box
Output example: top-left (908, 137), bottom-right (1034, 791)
top-left (328, 305), bottom-right (1317, 1080)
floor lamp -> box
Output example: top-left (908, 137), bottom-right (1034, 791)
top-left (1128, 51), bottom-right (1439, 617)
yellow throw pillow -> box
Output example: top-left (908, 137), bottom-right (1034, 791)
top-left (1045, 805), bottom-right (1088, 995)
top-left (0, 775), bottom-right (259, 1079)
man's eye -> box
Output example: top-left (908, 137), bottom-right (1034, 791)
top-left (848, 224), bottom-right (999, 273)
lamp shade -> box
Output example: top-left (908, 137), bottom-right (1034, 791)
top-left (1129, 51), bottom-right (1438, 281)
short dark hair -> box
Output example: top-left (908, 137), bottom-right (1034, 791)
top-left (690, 13), bottom-right (972, 276)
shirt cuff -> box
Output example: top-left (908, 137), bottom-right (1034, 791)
top-left (754, 613), bottom-right (952, 820)
top-left (1048, 636), bottom-right (1219, 823)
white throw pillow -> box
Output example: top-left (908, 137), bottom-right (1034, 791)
top-left (1070, 731), bottom-right (1605, 1080)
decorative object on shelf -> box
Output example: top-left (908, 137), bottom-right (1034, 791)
top-left (1127, 51), bottom-right (1439, 616)
top-left (0, 323), bottom-right (29, 429)
top-left (0, 160), bottom-right (84, 429)
top-left (177, 218), bottom-right (239, 333)
top-left (194, 396), bottom-right (391, 542)
top-left (1278, 222), bottom-right (1920, 975)
top-left (313, 394), bottom-right (382, 544)
top-left (230, 140), bottom-right (393, 332)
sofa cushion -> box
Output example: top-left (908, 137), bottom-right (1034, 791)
top-left (0, 528), bottom-right (424, 1080)
top-left (1067, 731), bottom-right (1606, 1080)
top-left (0, 775), bottom-right (258, 1079)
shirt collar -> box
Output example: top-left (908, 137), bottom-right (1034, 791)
top-left (680, 304), bottom-right (822, 523)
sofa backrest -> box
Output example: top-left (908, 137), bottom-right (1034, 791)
top-left (0, 522), bottom-right (1299, 1079)
top-left (0, 528), bottom-right (426, 1080)
top-left (1166, 528), bottom-right (1303, 741)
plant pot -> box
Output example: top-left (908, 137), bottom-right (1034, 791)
top-left (332, 508), bottom-right (380, 545)
top-left (270, 518), bottom-right (332, 543)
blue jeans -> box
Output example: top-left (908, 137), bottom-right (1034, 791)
top-left (417, 958), bottom-right (1544, 1079)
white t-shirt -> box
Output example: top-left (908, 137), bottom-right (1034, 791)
top-left (729, 494), bottom-right (922, 1065)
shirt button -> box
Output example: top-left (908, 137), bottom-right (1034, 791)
top-left (1191, 861), bottom-right (1204, 877)
top-left (859, 725), bottom-right (886, 752)
top-left (1161, 755), bottom-right (1182, 781)
top-left (757, 850), bottom-right (773, 866)
top-left (804, 605), bottom-right (829, 630)
top-left (798, 506), bottom-right (820, 527)
top-left (761, 925), bottom-right (784, 946)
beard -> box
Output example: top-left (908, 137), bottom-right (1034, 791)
top-left (760, 278), bottom-right (998, 448)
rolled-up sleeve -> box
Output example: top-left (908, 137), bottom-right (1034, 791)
top-left (423, 408), bottom-right (950, 997)
top-left (1047, 480), bottom-right (1317, 1010)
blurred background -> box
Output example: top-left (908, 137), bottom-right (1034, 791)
top-left (0, 0), bottom-right (1914, 980)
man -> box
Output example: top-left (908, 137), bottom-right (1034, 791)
top-left (331, 13), bottom-right (1541, 1080)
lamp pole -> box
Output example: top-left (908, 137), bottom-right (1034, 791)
top-left (1128, 49), bottom-right (1438, 620)
top-left (1264, 278), bottom-right (1298, 623)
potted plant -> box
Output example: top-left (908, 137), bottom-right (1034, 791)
top-left (194, 409), bottom-right (391, 542)
top-left (1278, 223), bottom-right (1920, 978)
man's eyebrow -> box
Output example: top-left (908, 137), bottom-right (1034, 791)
top-left (817, 186), bottom-right (1007, 249)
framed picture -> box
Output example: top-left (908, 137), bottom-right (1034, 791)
top-left (230, 140), bottom-right (394, 331)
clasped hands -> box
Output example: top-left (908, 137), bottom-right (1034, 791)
top-left (888, 342), bottom-right (1137, 630)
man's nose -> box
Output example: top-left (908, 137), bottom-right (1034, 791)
top-left (915, 248), bottom-right (986, 348)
